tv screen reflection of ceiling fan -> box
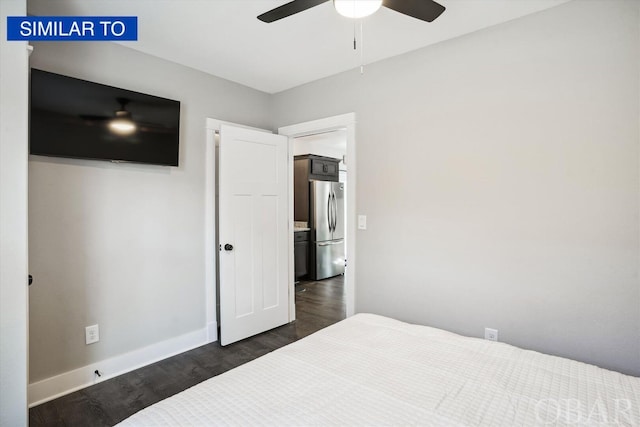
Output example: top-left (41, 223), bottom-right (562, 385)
top-left (258, 0), bottom-right (446, 23)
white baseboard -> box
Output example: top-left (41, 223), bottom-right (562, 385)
top-left (28, 327), bottom-right (211, 407)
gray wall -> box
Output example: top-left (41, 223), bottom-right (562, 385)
top-left (273, 0), bottom-right (640, 375)
top-left (0, 0), bottom-right (29, 423)
top-left (28, 42), bottom-right (271, 382)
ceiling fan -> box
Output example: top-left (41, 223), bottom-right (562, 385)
top-left (80, 97), bottom-right (137, 135)
top-left (258, 0), bottom-right (446, 23)
top-left (80, 98), bottom-right (172, 136)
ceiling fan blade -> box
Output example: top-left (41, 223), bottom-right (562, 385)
top-left (258, 0), bottom-right (329, 23)
top-left (383, 0), bottom-right (445, 22)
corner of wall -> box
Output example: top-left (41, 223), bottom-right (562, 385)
top-left (0, 0), bottom-right (29, 424)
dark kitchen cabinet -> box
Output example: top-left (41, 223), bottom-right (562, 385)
top-left (294, 155), bottom-right (340, 223)
top-left (294, 231), bottom-right (310, 280)
top-left (294, 155), bottom-right (339, 182)
top-left (310, 157), bottom-right (339, 180)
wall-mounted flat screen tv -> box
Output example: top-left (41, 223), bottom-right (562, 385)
top-left (30, 69), bottom-right (180, 166)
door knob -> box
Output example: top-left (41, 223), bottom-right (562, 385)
top-left (224, 244), bottom-right (234, 251)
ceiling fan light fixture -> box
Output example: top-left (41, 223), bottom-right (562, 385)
top-left (109, 111), bottom-right (136, 135)
top-left (333, 0), bottom-right (382, 18)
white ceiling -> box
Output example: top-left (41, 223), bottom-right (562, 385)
top-left (27, 0), bottom-right (571, 94)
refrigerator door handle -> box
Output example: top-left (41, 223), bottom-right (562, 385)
top-left (327, 192), bottom-right (332, 233)
top-left (327, 192), bottom-right (331, 233)
top-left (332, 192), bottom-right (336, 232)
top-left (332, 192), bottom-right (337, 232)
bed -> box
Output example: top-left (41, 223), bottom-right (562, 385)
top-left (118, 313), bottom-right (640, 426)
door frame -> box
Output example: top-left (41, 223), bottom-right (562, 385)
top-left (204, 118), bottom-right (274, 343)
top-left (279, 113), bottom-right (356, 319)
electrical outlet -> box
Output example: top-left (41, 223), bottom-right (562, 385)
top-left (484, 327), bottom-right (498, 342)
top-left (85, 324), bottom-right (99, 345)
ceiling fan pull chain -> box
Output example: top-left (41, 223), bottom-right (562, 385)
top-left (351, 18), bottom-right (365, 74)
top-left (353, 21), bottom-right (356, 50)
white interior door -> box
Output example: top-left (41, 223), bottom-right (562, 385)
top-left (219, 124), bottom-right (289, 345)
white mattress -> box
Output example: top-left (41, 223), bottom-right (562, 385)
top-left (118, 313), bottom-right (640, 426)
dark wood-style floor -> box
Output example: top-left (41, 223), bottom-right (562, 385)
top-left (29, 276), bottom-right (345, 427)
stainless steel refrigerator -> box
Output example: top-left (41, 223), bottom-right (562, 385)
top-left (311, 181), bottom-right (345, 280)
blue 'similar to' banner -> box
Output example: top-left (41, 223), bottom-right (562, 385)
top-left (7, 16), bottom-right (138, 41)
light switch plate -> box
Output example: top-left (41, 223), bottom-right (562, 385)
top-left (358, 215), bottom-right (367, 230)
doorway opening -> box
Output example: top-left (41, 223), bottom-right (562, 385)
top-left (279, 113), bottom-right (356, 321)
top-left (291, 130), bottom-right (348, 304)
